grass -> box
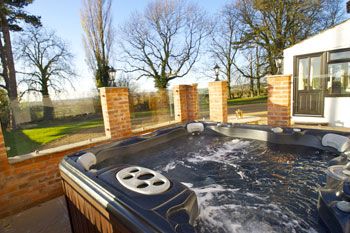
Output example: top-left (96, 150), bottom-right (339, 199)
top-left (3, 118), bottom-right (104, 157)
top-left (228, 96), bottom-right (267, 106)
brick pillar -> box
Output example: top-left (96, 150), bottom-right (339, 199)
top-left (209, 81), bottom-right (228, 123)
top-left (0, 127), bottom-right (9, 171)
top-left (173, 84), bottom-right (198, 122)
top-left (267, 75), bottom-right (292, 126)
top-left (100, 87), bottom-right (132, 139)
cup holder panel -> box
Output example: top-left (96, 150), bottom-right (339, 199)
top-left (116, 166), bottom-right (170, 195)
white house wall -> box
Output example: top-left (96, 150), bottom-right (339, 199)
top-left (283, 19), bottom-right (350, 127)
top-left (324, 97), bottom-right (350, 127)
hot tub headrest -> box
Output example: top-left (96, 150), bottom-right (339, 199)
top-left (322, 133), bottom-right (350, 153)
top-left (76, 152), bottom-right (97, 171)
top-left (271, 127), bottom-right (283, 133)
top-left (186, 122), bottom-right (204, 134)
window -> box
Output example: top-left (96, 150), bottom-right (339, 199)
top-left (298, 58), bottom-right (309, 90)
top-left (297, 56), bottom-right (322, 91)
top-left (327, 50), bottom-right (350, 96)
top-left (329, 50), bottom-right (350, 62)
top-left (310, 57), bottom-right (322, 90)
top-left (328, 62), bottom-right (350, 95)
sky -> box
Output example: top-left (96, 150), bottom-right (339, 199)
top-left (20, 0), bottom-right (229, 100)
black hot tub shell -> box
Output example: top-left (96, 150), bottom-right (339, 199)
top-left (59, 123), bottom-right (350, 233)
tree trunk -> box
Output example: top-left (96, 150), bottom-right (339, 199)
top-left (0, 14), bottom-right (17, 101)
top-left (255, 46), bottom-right (261, 96)
top-left (153, 88), bottom-right (170, 123)
top-left (42, 95), bottom-right (54, 121)
top-left (250, 77), bottom-right (254, 97)
top-left (0, 14), bottom-right (18, 129)
top-left (227, 66), bottom-right (232, 99)
top-left (256, 78), bottom-right (261, 96)
top-left (41, 83), bottom-right (54, 121)
top-left (0, 37), bottom-right (9, 91)
top-left (154, 74), bottom-right (169, 89)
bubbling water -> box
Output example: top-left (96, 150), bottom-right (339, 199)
top-left (106, 131), bottom-right (335, 232)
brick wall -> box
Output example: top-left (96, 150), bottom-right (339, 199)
top-left (267, 75), bottom-right (292, 126)
top-left (100, 87), bottom-right (132, 139)
top-left (0, 128), bottom-right (9, 172)
top-left (0, 131), bottom-right (106, 218)
top-left (208, 81), bottom-right (228, 123)
top-left (173, 84), bottom-right (198, 122)
top-left (0, 87), bottom-right (134, 218)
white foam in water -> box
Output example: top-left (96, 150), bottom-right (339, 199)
top-left (190, 182), bottom-right (318, 233)
top-left (186, 139), bottom-right (250, 167)
top-left (157, 138), bottom-right (321, 232)
top-left (237, 171), bottom-right (247, 179)
top-left (160, 160), bottom-right (191, 172)
top-left (163, 161), bottom-right (177, 172)
top-left (159, 139), bottom-right (249, 173)
top-left (181, 182), bottom-right (193, 188)
top-left (191, 183), bottom-right (278, 233)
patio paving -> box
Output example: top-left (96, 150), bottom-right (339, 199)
top-left (0, 196), bottom-right (71, 233)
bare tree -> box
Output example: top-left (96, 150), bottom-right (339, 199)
top-left (210, 3), bottom-right (240, 99)
top-left (234, 0), bottom-right (345, 74)
top-left (114, 73), bottom-right (138, 94)
top-left (234, 46), bottom-right (268, 97)
top-left (81, 0), bottom-right (114, 87)
top-left (119, 0), bottom-right (209, 89)
top-left (16, 27), bottom-right (75, 120)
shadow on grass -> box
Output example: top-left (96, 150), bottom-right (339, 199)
top-left (2, 127), bottom-right (41, 157)
top-left (3, 118), bottom-right (104, 157)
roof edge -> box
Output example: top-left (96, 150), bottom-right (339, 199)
top-left (284, 18), bottom-right (350, 52)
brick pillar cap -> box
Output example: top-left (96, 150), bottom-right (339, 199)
top-left (208, 80), bottom-right (228, 86)
top-left (266, 74), bottom-right (292, 78)
top-left (173, 84), bottom-right (198, 89)
top-left (99, 87), bottom-right (129, 91)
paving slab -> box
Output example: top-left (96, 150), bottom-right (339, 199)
top-left (0, 196), bottom-right (71, 233)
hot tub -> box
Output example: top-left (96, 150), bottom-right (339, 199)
top-left (59, 123), bottom-right (350, 233)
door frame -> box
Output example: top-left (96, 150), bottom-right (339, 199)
top-left (293, 52), bottom-right (326, 117)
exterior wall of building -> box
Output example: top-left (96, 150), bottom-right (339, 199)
top-left (324, 97), bottom-right (350, 127)
top-left (267, 75), bottom-right (292, 126)
top-left (283, 19), bottom-right (350, 126)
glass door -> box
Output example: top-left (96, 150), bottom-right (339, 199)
top-left (294, 54), bottom-right (324, 115)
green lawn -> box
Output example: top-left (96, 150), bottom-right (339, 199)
top-left (228, 96), bottom-right (267, 106)
top-left (3, 118), bottom-right (104, 157)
